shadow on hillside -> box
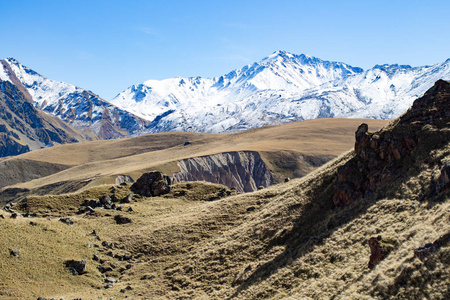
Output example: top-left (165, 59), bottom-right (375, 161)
top-left (228, 145), bottom-right (446, 299)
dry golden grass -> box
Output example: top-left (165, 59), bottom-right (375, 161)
top-left (1, 116), bottom-right (448, 299)
top-left (1, 118), bottom-right (387, 195)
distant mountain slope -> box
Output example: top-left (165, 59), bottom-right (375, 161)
top-left (0, 79), bottom-right (86, 157)
top-left (0, 58), bottom-right (150, 140)
top-left (112, 51), bottom-right (450, 133)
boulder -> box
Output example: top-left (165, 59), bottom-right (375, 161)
top-left (121, 193), bottom-right (134, 203)
top-left (114, 215), bottom-right (131, 224)
top-left (9, 249), bottom-right (19, 258)
top-left (59, 217), bottom-right (74, 225)
top-left (99, 195), bottom-right (112, 205)
top-left (115, 175), bottom-right (135, 185)
top-left (131, 171), bottom-right (174, 197)
top-left (65, 259), bottom-right (86, 275)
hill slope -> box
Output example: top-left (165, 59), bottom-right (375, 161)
top-left (0, 81), bottom-right (448, 299)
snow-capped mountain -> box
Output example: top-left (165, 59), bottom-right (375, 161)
top-left (112, 51), bottom-right (450, 133)
top-left (0, 58), bottom-right (150, 139)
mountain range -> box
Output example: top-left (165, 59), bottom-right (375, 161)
top-left (1, 51), bottom-right (450, 156)
top-left (111, 51), bottom-right (450, 132)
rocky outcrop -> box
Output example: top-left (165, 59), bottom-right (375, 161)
top-left (173, 151), bottom-right (273, 193)
top-left (131, 171), bottom-right (174, 197)
top-left (333, 80), bottom-right (450, 207)
top-left (414, 232), bottom-right (450, 261)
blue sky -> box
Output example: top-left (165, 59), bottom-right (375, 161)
top-left (1, 0), bottom-right (449, 99)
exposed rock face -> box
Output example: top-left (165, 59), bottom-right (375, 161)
top-left (333, 80), bottom-right (450, 207)
top-left (0, 79), bottom-right (85, 157)
top-left (131, 171), bottom-right (174, 197)
top-left (173, 151), bottom-right (273, 193)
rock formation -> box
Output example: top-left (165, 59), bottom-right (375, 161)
top-left (333, 80), bottom-right (450, 207)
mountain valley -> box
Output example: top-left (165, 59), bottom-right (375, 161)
top-left (0, 81), bottom-right (448, 299)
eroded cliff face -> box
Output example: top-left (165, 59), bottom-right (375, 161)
top-left (173, 151), bottom-right (273, 192)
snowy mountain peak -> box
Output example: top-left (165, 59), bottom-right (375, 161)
top-left (1, 58), bottom-right (151, 139)
top-left (111, 51), bottom-right (450, 133)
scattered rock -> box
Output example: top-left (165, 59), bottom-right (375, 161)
top-left (59, 217), bottom-right (74, 225)
top-left (65, 259), bottom-right (86, 275)
top-left (115, 174), bottom-right (135, 185)
top-left (114, 215), bottom-right (131, 224)
top-left (105, 276), bottom-right (116, 283)
top-left (99, 195), bottom-right (112, 205)
top-left (97, 265), bottom-right (113, 273)
top-left (84, 199), bottom-right (101, 208)
top-left (131, 171), bottom-right (174, 197)
top-left (9, 249), bottom-right (19, 258)
top-left (120, 285), bottom-right (133, 293)
top-left (10, 212), bottom-right (22, 219)
top-left (121, 193), bottom-right (134, 203)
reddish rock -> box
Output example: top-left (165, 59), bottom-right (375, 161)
top-left (368, 236), bottom-right (397, 269)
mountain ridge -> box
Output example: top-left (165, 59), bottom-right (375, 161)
top-left (0, 58), bottom-right (152, 141)
top-left (111, 51), bottom-right (450, 133)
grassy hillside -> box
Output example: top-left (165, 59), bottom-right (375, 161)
top-left (0, 81), bottom-right (449, 299)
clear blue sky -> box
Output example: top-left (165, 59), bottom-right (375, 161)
top-left (1, 0), bottom-right (449, 99)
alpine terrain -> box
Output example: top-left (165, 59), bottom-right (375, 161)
top-left (0, 58), bottom-right (150, 141)
top-left (0, 80), bottom-right (448, 299)
top-left (112, 51), bottom-right (450, 133)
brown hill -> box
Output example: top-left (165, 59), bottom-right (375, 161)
top-left (1, 81), bottom-right (449, 299)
